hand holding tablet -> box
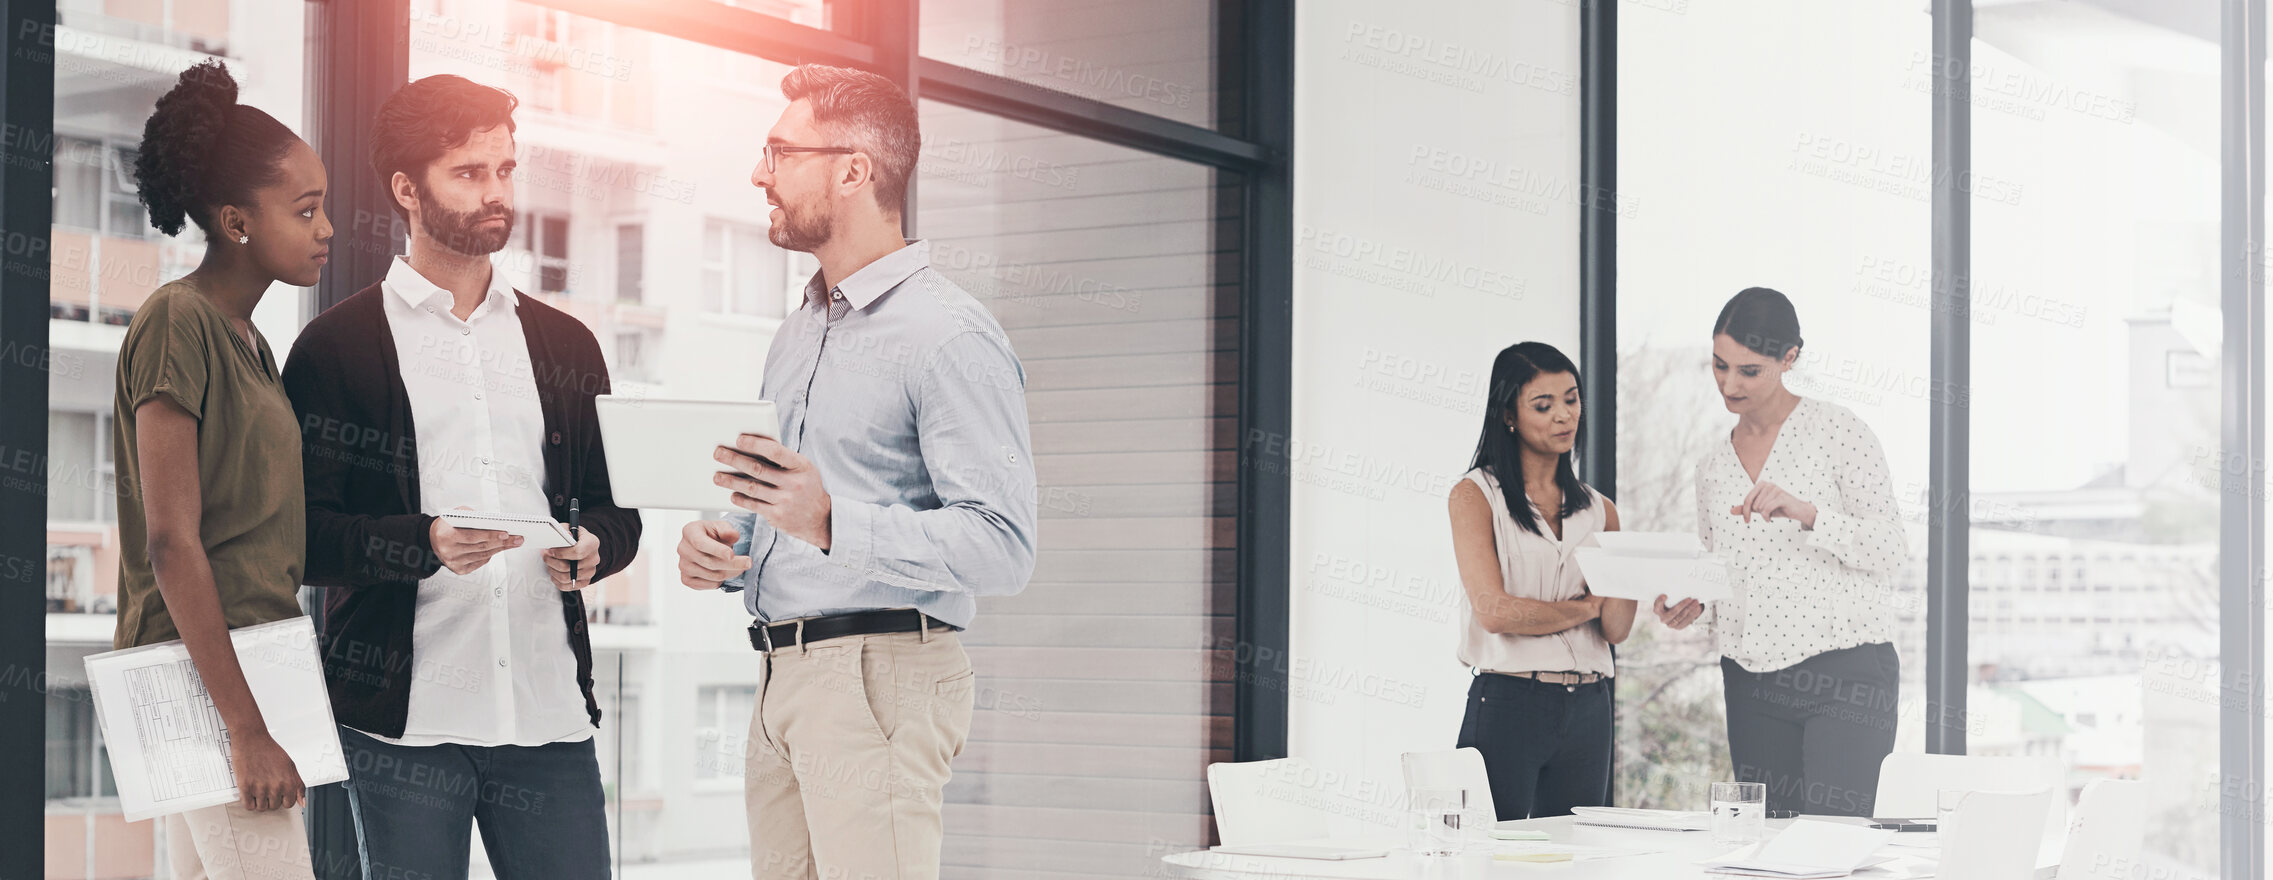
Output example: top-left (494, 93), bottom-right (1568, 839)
top-left (593, 396), bottom-right (782, 511)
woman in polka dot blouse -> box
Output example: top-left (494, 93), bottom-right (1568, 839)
top-left (1655, 288), bottom-right (1905, 818)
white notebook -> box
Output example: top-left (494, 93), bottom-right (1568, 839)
top-left (438, 509), bottom-right (576, 549)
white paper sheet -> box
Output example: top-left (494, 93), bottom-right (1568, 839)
top-left (1493, 841), bottom-right (1658, 861)
top-left (86, 616), bottom-right (349, 821)
top-left (1700, 819), bottom-right (1898, 877)
top-left (1569, 806), bottom-right (1714, 831)
top-left (1572, 532), bottom-right (1734, 603)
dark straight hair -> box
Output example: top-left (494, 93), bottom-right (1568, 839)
top-left (1467, 341), bottom-right (1593, 537)
top-left (1713, 286), bottom-right (1805, 360)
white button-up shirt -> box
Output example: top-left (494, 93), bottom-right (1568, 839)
top-left (1696, 396), bottom-right (1907, 672)
top-left (361, 256), bottom-right (591, 747)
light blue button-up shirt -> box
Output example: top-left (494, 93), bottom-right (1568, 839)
top-left (722, 240), bottom-right (1038, 628)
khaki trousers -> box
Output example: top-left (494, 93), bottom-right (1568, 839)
top-left (164, 802), bottom-right (313, 880)
top-left (745, 627), bottom-right (976, 880)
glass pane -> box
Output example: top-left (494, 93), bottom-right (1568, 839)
top-left (920, 0), bottom-right (1236, 132)
top-left (616, 223), bottom-right (644, 304)
top-left (542, 215), bottom-right (570, 260)
top-left (703, 267), bottom-right (728, 312)
top-left (48, 0), bottom-right (311, 874)
top-left (410, 6), bottom-right (792, 874)
top-left (1616, 0), bottom-right (1932, 810)
top-left (730, 223), bottom-right (781, 319)
top-left (1974, 5), bottom-right (2219, 875)
top-left (52, 136), bottom-right (99, 230)
top-left (916, 100), bottom-right (1240, 878)
top-left (46, 412), bottom-right (98, 523)
top-left (709, 0), bottom-right (831, 29)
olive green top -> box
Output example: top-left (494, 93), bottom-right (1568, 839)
top-left (111, 280), bottom-right (306, 650)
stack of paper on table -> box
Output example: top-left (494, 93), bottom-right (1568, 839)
top-left (84, 617), bottom-right (349, 821)
top-left (1572, 532), bottom-right (1733, 604)
top-left (1698, 819), bottom-right (1897, 878)
top-left (1494, 841), bottom-right (1657, 861)
top-left (1570, 806), bottom-right (1713, 831)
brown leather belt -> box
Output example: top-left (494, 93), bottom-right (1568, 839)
top-left (1490, 669), bottom-right (1608, 686)
top-left (748, 608), bottom-right (956, 653)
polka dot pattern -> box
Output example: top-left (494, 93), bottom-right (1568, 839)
top-left (1695, 397), bottom-right (1906, 672)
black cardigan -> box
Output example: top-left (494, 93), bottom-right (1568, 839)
top-left (281, 282), bottom-right (640, 737)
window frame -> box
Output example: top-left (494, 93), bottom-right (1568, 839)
top-left (1587, 1), bottom-right (2269, 875)
top-left (690, 683), bottom-right (758, 790)
top-left (3, 2), bottom-right (1292, 877)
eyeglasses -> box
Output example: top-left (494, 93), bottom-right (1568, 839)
top-left (762, 144), bottom-right (855, 174)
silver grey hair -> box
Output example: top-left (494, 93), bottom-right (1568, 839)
top-left (779, 64), bottom-right (920, 212)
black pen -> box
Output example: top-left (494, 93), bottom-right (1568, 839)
top-left (568, 498), bottom-right (581, 585)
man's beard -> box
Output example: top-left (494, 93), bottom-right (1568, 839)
top-left (420, 193), bottom-right (514, 256)
top-left (768, 197), bottom-right (832, 252)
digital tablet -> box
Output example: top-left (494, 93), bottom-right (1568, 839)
top-left (594, 395), bottom-right (781, 511)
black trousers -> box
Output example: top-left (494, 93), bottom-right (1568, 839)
top-left (1455, 673), bottom-right (1613, 820)
top-left (1721, 641), bottom-right (1900, 817)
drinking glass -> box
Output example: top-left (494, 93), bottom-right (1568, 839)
top-left (1408, 788), bottom-right (1469, 856)
top-left (1710, 781), bottom-right (1768, 846)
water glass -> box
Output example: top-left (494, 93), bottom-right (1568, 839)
top-left (1408, 788), bottom-right (1470, 856)
top-left (1710, 781), bottom-right (1768, 846)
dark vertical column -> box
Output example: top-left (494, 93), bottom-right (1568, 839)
top-left (303, 0), bottom-right (409, 874)
top-left (2220, 0), bottom-right (2267, 875)
top-left (1234, 0), bottom-right (1293, 764)
top-left (1578, 0), bottom-right (1618, 797)
top-left (1925, 0), bottom-right (1970, 757)
top-left (0, 4), bottom-right (56, 880)
top-left (308, 0), bottom-right (410, 314)
top-left (1578, 0), bottom-right (1615, 499)
top-left (863, 0), bottom-right (920, 237)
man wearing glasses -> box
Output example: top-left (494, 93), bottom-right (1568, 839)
top-left (674, 64), bottom-right (1038, 880)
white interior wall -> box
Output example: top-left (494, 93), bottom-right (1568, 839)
top-left (1288, 0), bottom-right (1585, 838)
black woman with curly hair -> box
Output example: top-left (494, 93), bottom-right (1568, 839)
top-left (112, 57), bottom-right (330, 880)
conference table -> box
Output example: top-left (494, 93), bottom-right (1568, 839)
top-left (1158, 814), bottom-right (2064, 879)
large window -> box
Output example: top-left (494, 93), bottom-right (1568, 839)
top-left (920, 0), bottom-right (1238, 132)
top-left (1616, 2), bottom-right (2246, 873)
top-left (30, 2), bottom-right (1264, 878)
top-left (917, 102), bottom-right (1242, 878)
top-left (410, 7), bottom-right (790, 871)
top-left (1616, 0), bottom-right (1932, 809)
top-left (45, 1), bottom-right (311, 875)
top-left (1971, 6), bottom-right (2218, 875)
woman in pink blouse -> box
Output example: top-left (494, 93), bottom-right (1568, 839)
top-left (1448, 342), bottom-right (1637, 819)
